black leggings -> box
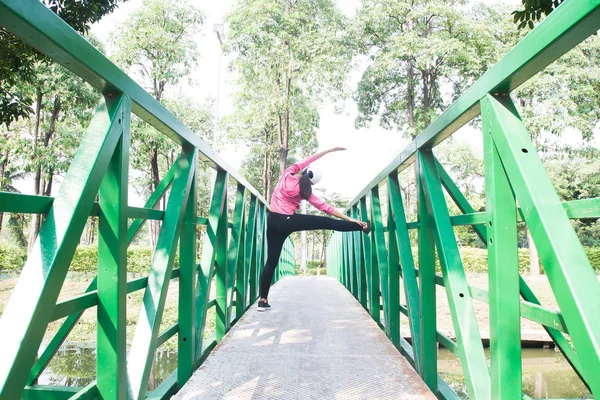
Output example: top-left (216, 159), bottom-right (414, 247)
top-left (259, 212), bottom-right (364, 299)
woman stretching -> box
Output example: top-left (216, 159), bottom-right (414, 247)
top-left (258, 147), bottom-right (370, 311)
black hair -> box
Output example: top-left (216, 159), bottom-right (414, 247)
top-left (299, 169), bottom-right (313, 200)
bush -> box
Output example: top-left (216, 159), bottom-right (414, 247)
top-left (0, 244), bottom-right (26, 272)
top-left (0, 244), bottom-right (179, 274)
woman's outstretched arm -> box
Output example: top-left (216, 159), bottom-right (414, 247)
top-left (287, 147), bottom-right (346, 174)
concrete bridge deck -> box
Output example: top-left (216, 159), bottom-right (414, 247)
top-left (174, 276), bottom-right (434, 400)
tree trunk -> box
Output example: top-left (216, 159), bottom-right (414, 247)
top-left (88, 216), bottom-right (96, 244)
top-left (0, 151), bottom-right (7, 233)
top-left (262, 146), bottom-right (268, 197)
top-left (29, 89), bottom-right (44, 251)
top-left (149, 148), bottom-right (161, 249)
top-left (421, 71), bottom-right (431, 127)
top-left (266, 152), bottom-right (273, 201)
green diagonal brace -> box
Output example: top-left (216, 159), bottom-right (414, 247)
top-left (194, 169), bottom-right (228, 361)
top-left (387, 173), bottom-right (421, 371)
top-left (419, 149), bottom-right (491, 399)
top-left (126, 146), bottom-right (196, 400)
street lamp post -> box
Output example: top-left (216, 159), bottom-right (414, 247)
top-left (213, 23), bottom-right (225, 151)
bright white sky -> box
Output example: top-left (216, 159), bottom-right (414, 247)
top-left (85, 0), bottom-right (597, 203)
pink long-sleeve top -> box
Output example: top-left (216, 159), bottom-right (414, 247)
top-left (269, 154), bottom-right (335, 215)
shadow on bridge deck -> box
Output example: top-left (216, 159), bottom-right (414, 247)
top-left (174, 276), bottom-right (434, 399)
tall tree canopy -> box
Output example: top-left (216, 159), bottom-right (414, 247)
top-left (225, 0), bottom-right (354, 194)
top-left (353, 0), bottom-right (514, 138)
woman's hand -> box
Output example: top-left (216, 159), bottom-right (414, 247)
top-left (329, 146), bottom-right (346, 153)
top-left (348, 218), bottom-right (367, 229)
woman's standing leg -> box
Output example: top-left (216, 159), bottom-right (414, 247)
top-left (259, 230), bottom-right (287, 300)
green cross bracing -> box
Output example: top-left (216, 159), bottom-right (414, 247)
top-left (0, 0), bottom-right (600, 399)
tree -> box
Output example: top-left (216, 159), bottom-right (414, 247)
top-left (23, 60), bottom-right (99, 249)
top-left (225, 0), bottom-right (354, 177)
top-left (353, 0), bottom-right (516, 139)
top-left (514, 33), bottom-right (600, 142)
top-left (111, 0), bottom-right (204, 246)
top-left (0, 0), bottom-right (125, 128)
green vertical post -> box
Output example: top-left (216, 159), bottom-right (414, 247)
top-left (244, 196), bottom-right (258, 311)
top-left (254, 205), bottom-right (266, 303)
top-left (385, 178), bottom-right (401, 348)
top-left (225, 185), bottom-right (245, 330)
top-left (416, 157), bottom-right (437, 391)
top-left (97, 95), bottom-right (131, 400)
top-left (419, 149), bottom-right (490, 399)
top-left (482, 95), bottom-right (522, 399)
top-left (0, 94), bottom-right (126, 400)
top-left (352, 206), bottom-right (367, 308)
top-left (215, 191), bottom-right (229, 341)
top-left (126, 146), bottom-right (196, 400)
top-left (359, 197), bottom-right (377, 318)
top-left (370, 187), bottom-right (388, 331)
top-left (387, 173), bottom-right (421, 370)
top-left (178, 156), bottom-right (198, 385)
top-left (194, 169), bottom-right (227, 361)
top-left (234, 197), bottom-right (247, 321)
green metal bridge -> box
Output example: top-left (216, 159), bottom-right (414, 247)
top-left (0, 0), bottom-right (599, 399)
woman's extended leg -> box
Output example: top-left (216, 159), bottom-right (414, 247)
top-left (282, 213), bottom-right (364, 234)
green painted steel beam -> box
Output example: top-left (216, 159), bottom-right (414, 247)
top-left (50, 292), bottom-right (97, 322)
top-left (351, 206), bottom-right (367, 309)
top-left (244, 196), bottom-right (258, 310)
top-left (419, 149), bottom-right (490, 399)
top-left (126, 147), bottom-right (196, 400)
top-left (344, 0), bottom-right (600, 211)
top-left (387, 173), bottom-right (421, 370)
top-left (127, 206), bottom-right (165, 221)
top-left (194, 169), bottom-right (227, 362)
top-left (146, 370), bottom-right (177, 400)
top-left (0, 93), bottom-right (127, 400)
top-left (157, 323), bottom-right (179, 348)
top-left (0, 0), bottom-right (268, 204)
top-left (484, 94), bottom-right (600, 393)
top-left (97, 100), bottom-right (130, 400)
top-left (233, 188), bottom-right (248, 321)
top-left (370, 188), bottom-right (389, 333)
top-left (215, 191), bottom-right (230, 341)
top-left (127, 161), bottom-right (178, 244)
top-left (178, 162), bottom-right (197, 386)
top-left (483, 100), bottom-right (522, 399)
top-left (416, 158), bottom-right (437, 390)
top-left (69, 381), bottom-right (98, 400)
top-left (21, 386), bottom-right (82, 400)
top-left (225, 185), bottom-right (246, 333)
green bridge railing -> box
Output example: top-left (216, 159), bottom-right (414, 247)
top-left (327, 0), bottom-right (600, 399)
top-left (0, 1), bottom-right (295, 399)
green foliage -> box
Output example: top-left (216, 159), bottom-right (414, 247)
top-left (0, 0), bottom-right (123, 128)
top-left (0, 245), bottom-right (180, 274)
top-left (515, 34), bottom-right (600, 141)
top-left (353, 0), bottom-right (515, 138)
top-left (512, 0), bottom-right (564, 30)
top-left (110, 0), bottom-right (204, 102)
top-left (0, 243), bottom-right (26, 271)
